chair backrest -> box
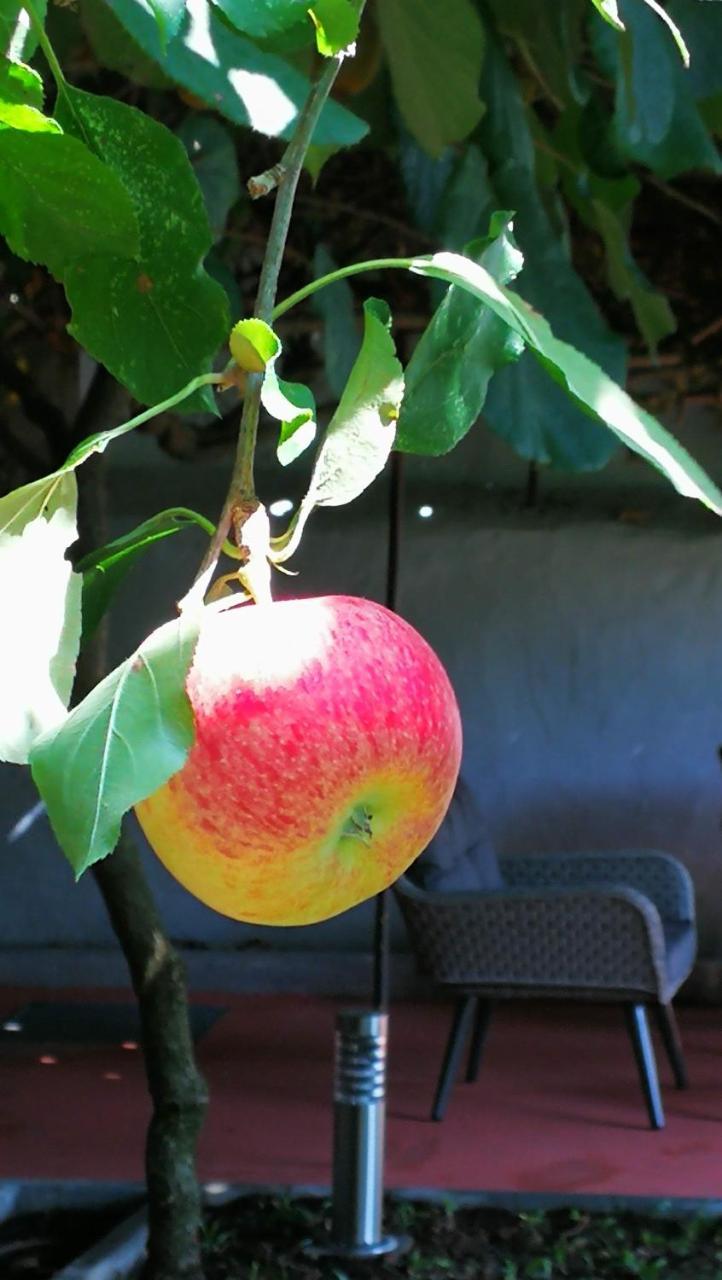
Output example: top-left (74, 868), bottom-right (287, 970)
top-left (407, 775), bottom-right (504, 894)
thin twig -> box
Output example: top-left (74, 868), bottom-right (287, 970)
top-left (690, 315), bottom-right (722, 347)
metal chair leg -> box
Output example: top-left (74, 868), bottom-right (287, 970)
top-left (655, 1002), bottom-right (688, 1089)
top-left (624, 1003), bottom-right (665, 1130)
top-left (466, 999), bottom-right (494, 1083)
top-left (432, 995), bottom-right (476, 1121)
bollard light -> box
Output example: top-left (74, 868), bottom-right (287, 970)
top-left (306, 1007), bottom-right (409, 1259)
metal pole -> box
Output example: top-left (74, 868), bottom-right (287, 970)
top-left (372, 450), bottom-right (405, 1012)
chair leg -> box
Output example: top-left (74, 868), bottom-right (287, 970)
top-left (655, 1002), bottom-right (688, 1089)
top-left (432, 995), bottom-right (476, 1121)
top-left (466, 999), bottom-right (494, 1083)
top-left (624, 1003), bottom-right (665, 1130)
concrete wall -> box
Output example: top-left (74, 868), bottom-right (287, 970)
top-left (3, 404), bottom-right (722, 980)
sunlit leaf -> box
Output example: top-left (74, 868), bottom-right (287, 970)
top-left (31, 609), bottom-right (200, 877)
top-left (308, 0), bottom-right (359, 56)
top-left (0, 0), bottom-right (47, 60)
top-left (0, 473), bottom-right (81, 764)
top-left (275, 299), bottom-right (403, 559)
top-left (310, 297), bottom-right (403, 506)
top-left (148, 0), bottom-right (184, 46)
top-left (104, 0), bottom-right (368, 145)
top-left (263, 369), bottom-right (316, 465)
top-left (0, 130), bottom-right (139, 278)
top-left (229, 317), bottom-right (280, 371)
top-left (589, 0), bottom-right (624, 30)
top-left (57, 87), bottom-right (229, 411)
top-left (412, 250), bottom-right (722, 515)
top-left (0, 54), bottom-right (42, 107)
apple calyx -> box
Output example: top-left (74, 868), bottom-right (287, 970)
top-left (341, 802), bottom-right (374, 845)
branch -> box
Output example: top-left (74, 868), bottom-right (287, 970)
top-left (186, 47), bottom-right (352, 606)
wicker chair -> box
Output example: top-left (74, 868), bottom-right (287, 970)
top-left (395, 846), bottom-right (697, 1130)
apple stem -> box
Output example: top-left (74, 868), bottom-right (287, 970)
top-left (188, 38), bottom-right (361, 605)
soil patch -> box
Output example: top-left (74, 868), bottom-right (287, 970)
top-left (202, 1194), bottom-right (722, 1280)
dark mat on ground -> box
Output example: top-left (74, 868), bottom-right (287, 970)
top-left (0, 1000), bottom-right (225, 1044)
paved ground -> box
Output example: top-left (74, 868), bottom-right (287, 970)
top-left (1, 987), bottom-right (720, 1201)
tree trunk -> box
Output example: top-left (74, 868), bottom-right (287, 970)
top-left (92, 833), bottom-right (209, 1280)
top-left (73, 399), bottom-right (208, 1280)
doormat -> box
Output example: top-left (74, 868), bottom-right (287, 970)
top-left (0, 1001), bottom-right (225, 1044)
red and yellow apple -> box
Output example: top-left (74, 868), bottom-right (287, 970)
top-left (135, 594), bottom-right (461, 925)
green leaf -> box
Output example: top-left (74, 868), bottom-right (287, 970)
top-left (0, 129), bottom-right (139, 278)
top-left (177, 114), bottom-right (241, 241)
top-left (230, 319), bottom-right (319, 463)
top-left (308, 0), bottom-right (359, 56)
top-left (78, 507), bottom-right (212, 641)
top-left (398, 131), bottom-right (457, 234)
top-left (0, 472), bottom-right (81, 765)
top-left (30, 608), bottom-right (200, 877)
top-left (208, 0), bottom-right (306, 40)
top-left (668, 0), bottom-right (722, 100)
top-left (412, 250), bottom-right (722, 515)
top-left (396, 215), bottom-right (525, 456)
top-left (377, 0), bottom-right (485, 156)
top-left (311, 243), bottom-right (358, 399)
top-left (554, 108), bottom-right (675, 354)
top-left (148, 0), bottom-right (184, 46)
top-left (104, 0), bottom-right (368, 145)
top-left (487, 0), bottom-right (587, 108)
top-left (0, 0), bottom-right (46, 60)
top-left (636, 0), bottom-right (689, 66)
top-left (229, 317), bottom-right (280, 371)
top-left (56, 87), bottom-right (229, 411)
top-left (594, 0), bottom-right (719, 177)
top-left (80, 0), bottom-right (174, 88)
top-left (591, 198), bottom-right (675, 352)
top-left (590, 0), bottom-right (689, 65)
top-left (433, 145), bottom-right (495, 252)
top-left (478, 29), bottom-right (625, 470)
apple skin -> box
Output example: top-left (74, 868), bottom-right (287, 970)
top-left (135, 595), bottom-right (461, 926)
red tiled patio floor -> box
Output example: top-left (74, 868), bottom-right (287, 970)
top-left (1, 987), bottom-right (721, 1201)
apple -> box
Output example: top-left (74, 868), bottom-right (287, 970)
top-left (135, 595), bottom-right (461, 925)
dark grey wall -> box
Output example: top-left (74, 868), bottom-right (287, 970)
top-left (3, 404), bottom-right (722, 967)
